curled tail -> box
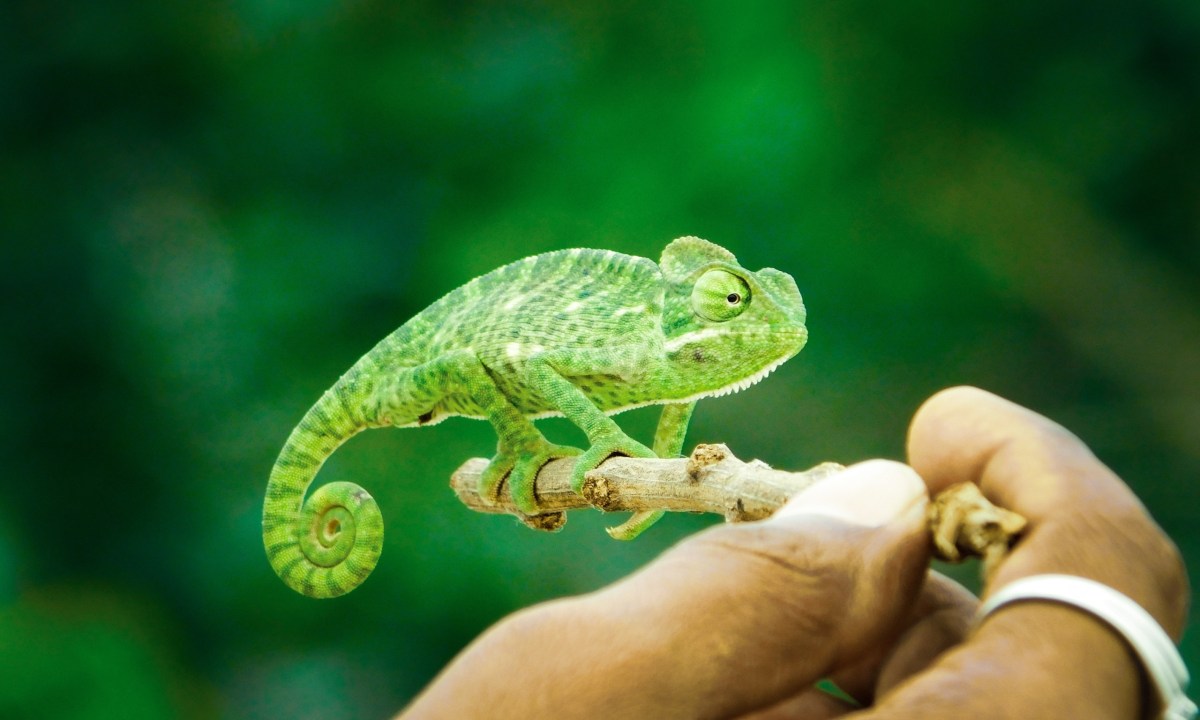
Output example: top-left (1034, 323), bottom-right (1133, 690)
top-left (263, 376), bottom-right (384, 598)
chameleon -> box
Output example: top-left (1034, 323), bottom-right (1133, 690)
top-left (263, 236), bottom-right (808, 598)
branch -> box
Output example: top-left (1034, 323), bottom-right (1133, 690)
top-left (449, 443), bottom-right (1026, 574)
top-left (450, 443), bottom-right (843, 530)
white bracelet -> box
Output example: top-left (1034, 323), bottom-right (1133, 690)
top-left (976, 574), bottom-right (1196, 720)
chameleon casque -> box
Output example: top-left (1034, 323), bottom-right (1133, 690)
top-left (264, 236), bottom-right (808, 598)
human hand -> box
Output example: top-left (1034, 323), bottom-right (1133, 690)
top-left (401, 459), bottom-right (964, 719)
top-left (400, 387), bottom-right (1190, 719)
top-left (863, 386), bottom-right (1190, 718)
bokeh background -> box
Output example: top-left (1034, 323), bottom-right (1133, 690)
top-left (4, 1), bottom-right (1198, 717)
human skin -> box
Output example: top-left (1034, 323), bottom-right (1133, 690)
top-left (398, 387), bottom-right (1189, 719)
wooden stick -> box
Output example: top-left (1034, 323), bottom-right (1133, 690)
top-left (450, 443), bottom-right (843, 529)
top-left (449, 443), bottom-right (1026, 572)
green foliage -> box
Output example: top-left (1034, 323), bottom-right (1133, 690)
top-left (2, 1), bottom-right (1198, 716)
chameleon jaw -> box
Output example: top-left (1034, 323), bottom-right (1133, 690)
top-left (700, 352), bottom-right (793, 399)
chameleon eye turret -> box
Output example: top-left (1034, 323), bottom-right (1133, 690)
top-left (691, 269), bottom-right (751, 321)
top-left (264, 236), bottom-right (807, 598)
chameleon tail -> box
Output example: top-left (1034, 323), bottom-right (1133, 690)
top-left (262, 375), bottom-right (384, 599)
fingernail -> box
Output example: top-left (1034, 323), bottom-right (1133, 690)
top-left (771, 460), bottom-right (928, 527)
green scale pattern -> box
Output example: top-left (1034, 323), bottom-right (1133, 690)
top-left (263, 236), bottom-right (808, 598)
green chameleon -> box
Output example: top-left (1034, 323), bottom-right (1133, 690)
top-left (263, 236), bottom-right (808, 598)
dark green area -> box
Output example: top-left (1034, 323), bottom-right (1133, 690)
top-left (3, 2), bottom-right (1198, 717)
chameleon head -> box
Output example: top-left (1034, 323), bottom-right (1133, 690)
top-left (658, 236), bottom-right (808, 399)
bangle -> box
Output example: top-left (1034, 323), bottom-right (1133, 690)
top-left (977, 574), bottom-right (1196, 720)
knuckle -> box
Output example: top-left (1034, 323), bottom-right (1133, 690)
top-left (1050, 507), bottom-right (1190, 635)
top-left (678, 523), bottom-right (854, 633)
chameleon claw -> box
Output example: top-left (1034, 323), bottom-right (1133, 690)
top-left (481, 441), bottom-right (581, 515)
top-left (570, 433), bottom-right (657, 494)
top-left (606, 510), bottom-right (665, 541)
top-left (477, 454), bottom-right (517, 506)
top-left (508, 442), bottom-right (581, 515)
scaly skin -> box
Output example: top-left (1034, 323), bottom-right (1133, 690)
top-left (263, 236), bottom-right (808, 598)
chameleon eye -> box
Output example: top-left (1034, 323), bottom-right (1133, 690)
top-left (692, 269), bottom-right (750, 321)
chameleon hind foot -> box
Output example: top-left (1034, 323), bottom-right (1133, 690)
top-left (479, 440), bottom-right (581, 516)
top-left (606, 510), bottom-right (665, 541)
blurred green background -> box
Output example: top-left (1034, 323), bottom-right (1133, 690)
top-left (3, 1), bottom-right (1198, 717)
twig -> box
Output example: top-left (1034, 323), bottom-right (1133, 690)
top-left (450, 443), bottom-right (842, 530)
top-left (449, 443), bottom-right (1026, 573)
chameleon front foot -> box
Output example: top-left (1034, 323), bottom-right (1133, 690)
top-left (479, 441), bottom-right (581, 517)
top-left (570, 432), bottom-right (657, 494)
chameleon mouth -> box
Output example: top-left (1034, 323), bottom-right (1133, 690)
top-left (706, 352), bottom-right (794, 399)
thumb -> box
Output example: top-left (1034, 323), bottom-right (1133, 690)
top-left (773, 458), bottom-right (929, 527)
top-left (582, 460), bottom-right (932, 720)
top-left (763, 459), bottom-right (933, 668)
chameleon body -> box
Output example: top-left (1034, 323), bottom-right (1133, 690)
top-left (263, 236), bottom-right (807, 598)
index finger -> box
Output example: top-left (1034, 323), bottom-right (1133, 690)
top-left (906, 386), bottom-right (1188, 636)
top-left (907, 386), bottom-right (1141, 522)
